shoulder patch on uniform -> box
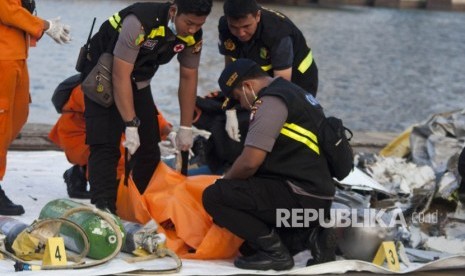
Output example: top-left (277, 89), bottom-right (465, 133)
top-left (173, 44), bottom-right (185, 53)
top-left (305, 94), bottom-right (319, 106)
top-left (135, 34), bottom-right (145, 46)
top-left (260, 47), bottom-right (269, 59)
top-left (192, 40), bottom-right (203, 54)
top-left (224, 39), bottom-right (236, 51)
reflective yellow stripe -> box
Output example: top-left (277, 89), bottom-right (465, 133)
top-left (177, 35), bottom-right (196, 46)
top-left (297, 50), bottom-right (313, 74)
top-left (148, 26), bottom-right (165, 38)
top-left (261, 64), bottom-right (272, 72)
top-left (231, 57), bottom-right (272, 72)
top-left (280, 128), bottom-right (320, 155)
top-left (109, 13), bottom-right (122, 31)
top-left (283, 123), bottom-right (318, 144)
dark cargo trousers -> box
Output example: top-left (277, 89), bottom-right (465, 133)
top-left (202, 176), bottom-right (331, 252)
top-left (84, 84), bottom-right (160, 205)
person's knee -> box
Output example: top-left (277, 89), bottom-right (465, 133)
top-left (202, 184), bottom-right (221, 214)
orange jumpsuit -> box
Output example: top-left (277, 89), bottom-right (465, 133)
top-left (0, 0), bottom-right (45, 179)
top-left (48, 85), bottom-right (172, 178)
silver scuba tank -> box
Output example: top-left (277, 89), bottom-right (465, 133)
top-left (0, 216), bottom-right (28, 253)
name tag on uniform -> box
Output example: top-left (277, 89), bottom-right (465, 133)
top-left (142, 40), bottom-right (158, 50)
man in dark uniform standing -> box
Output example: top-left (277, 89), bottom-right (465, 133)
top-left (218, 0), bottom-right (319, 142)
top-left (202, 59), bottom-right (336, 271)
top-left (82, 0), bottom-right (212, 213)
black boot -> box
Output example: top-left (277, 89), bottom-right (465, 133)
top-left (0, 185), bottom-right (25, 216)
top-left (306, 226), bottom-right (338, 266)
top-left (63, 165), bottom-right (91, 199)
top-left (234, 229), bottom-right (294, 271)
top-left (95, 199), bottom-right (117, 215)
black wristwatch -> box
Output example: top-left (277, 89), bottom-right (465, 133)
top-left (125, 116), bottom-right (141, 127)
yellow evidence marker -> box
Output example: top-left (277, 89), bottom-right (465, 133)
top-left (42, 237), bottom-right (67, 266)
top-left (372, 241), bottom-right (400, 272)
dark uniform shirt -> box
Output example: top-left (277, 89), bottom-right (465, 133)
top-left (218, 7), bottom-right (318, 95)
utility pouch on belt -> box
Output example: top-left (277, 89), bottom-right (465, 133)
top-left (81, 52), bottom-right (114, 108)
top-left (76, 18), bottom-right (96, 73)
top-left (319, 116), bottom-right (354, 181)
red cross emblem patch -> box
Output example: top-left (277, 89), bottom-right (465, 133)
top-left (173, 44), bottom-right (185, 53)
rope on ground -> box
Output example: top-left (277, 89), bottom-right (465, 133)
top-left (121, 247), bottom-right (182, 274)
top-left (0, 206), bottom-right (123, 270)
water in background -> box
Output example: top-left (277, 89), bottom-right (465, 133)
top-left (27, 0), bottom-right (465, 132)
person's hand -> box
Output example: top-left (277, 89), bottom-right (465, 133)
top-left (123, 127), bottom-right (140, 155)
top-left (159, 141), bottom-right (178, 156)
top-left (176, 126), bottom-right (193, 152)
top-left (45, 17), bottom-right (71, 44)
top-left (159, 131), bottom-right (178, 156)
top-left (167, 131), bottom-right (177, 148)
top-left (225, 109), bottom-right (241, 142)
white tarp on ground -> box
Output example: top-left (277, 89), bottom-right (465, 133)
top-left (1, 151), bottom-right (465, 275)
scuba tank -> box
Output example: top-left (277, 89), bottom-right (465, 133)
top-left (121, 220), bottom-right (166, 254)
top-left (0, 217), bottom-right (28, 252)
top-left (39, 199), bottom-right (126, 260)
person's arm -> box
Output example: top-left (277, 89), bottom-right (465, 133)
top-left (176, 65), bottom-right (198, 151)
top-left (112, 57), bottom-right (136, 122)
top-left (224, 146), bottom-right (267, 179)
top-left (178, 65), bottom-right (197, 127)
top-left (270, 36), bottom-right (294, 82)
top-left (0, 0), bottom-right (46, 38)
top-left (112, 15), bottom-right (143, 122)
top-left (273, 67), bottom-right (292, 82)
top-left (224, 95), bottom-right (289, 179)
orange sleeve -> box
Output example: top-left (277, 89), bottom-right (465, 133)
top-left (0, 0), bottom-right (45, 38)
top-left (157, 111), bottom-right (173, 141)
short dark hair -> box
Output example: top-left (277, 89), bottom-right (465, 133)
top-left (174, 0), bottom-right (213, 16)
top-left (218, 59), bottom-right (267, 98)
top-left (223, 0), bottom-right (259, 19)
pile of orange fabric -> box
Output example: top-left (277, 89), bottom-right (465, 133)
top-left (116, 161), bottom-right (243, 259)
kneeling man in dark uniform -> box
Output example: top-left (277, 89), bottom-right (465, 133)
top-left (202, 59), bottom-right (337, 271)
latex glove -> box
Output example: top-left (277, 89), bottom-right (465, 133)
top-left (159, 140), bottom-right (177, 157)
top-left (175, 126), bottom-right (193, 152)
top-left (123, 127), bottom-right (140, 155)
top-left (167, 131), bottom-right (177, 148)
top-left (45, 17), bottom-right (71, 44)
top-left (225, 109), bottom-right (241, 142)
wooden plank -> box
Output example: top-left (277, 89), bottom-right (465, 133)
top-left (10, 123), bottom-right (59, 151)
top-left (11, 124), bottom-right (399, 155)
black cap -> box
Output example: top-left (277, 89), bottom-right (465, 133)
top-left (218, 58), bottom-right (259, 98)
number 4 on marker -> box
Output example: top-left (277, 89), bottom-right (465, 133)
top-left (42, 237), bottom-right (67, 266)
top-left (372, 241), bottom-right (400, 272)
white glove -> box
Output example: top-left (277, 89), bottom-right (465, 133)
top-left (123, 127), bottom-right (140, 155)
top-left (225, 109), bottom-right (241, 142)
top-left (45, 17), bottom-right (71, 44)
top-left (176, 126), bottom-right (193, 152)
top-left (167, 131), bottom-right (177, 148)
top-left (159, 131), bottom-right (178, 157)
top-left (159, 140), bottom-right (178, 157)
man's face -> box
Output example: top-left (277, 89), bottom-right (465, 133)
top-left (226, 12), bottom-right (260, 42)
top-left (174, 13), bottom-right (208, 36)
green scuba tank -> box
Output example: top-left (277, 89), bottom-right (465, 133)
top-left (38, 199), bottom-right (126, 260)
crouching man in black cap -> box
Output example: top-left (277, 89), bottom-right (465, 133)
top-left (202, 59), bottom-right (337, 271)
